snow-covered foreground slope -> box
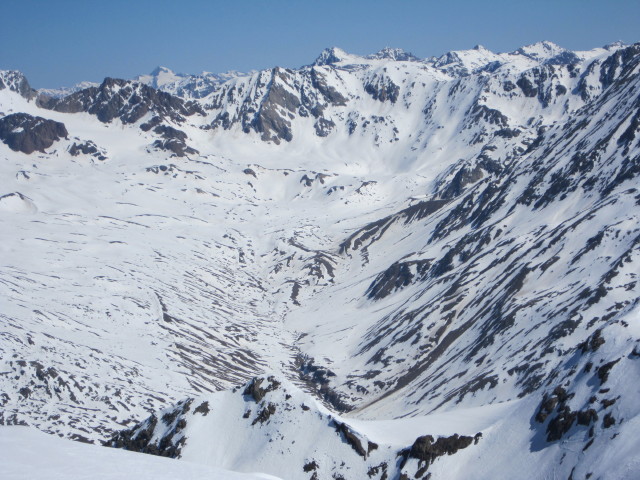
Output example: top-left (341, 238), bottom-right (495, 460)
top-left (1, 40), bottom-right (640, 479)
top-left (0, 426), bottom-right (280, 479)
top-left (108, 375), bottom-right (640, 480)
top-left (107, 375), bottom-right (486, 479)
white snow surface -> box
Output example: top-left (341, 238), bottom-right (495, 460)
top-left (1, 40), bottom-right (640, 479)
top-left (0, 426), bottom-right (280, 480)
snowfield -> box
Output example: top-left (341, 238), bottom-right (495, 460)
top-left (1, 40), bottom-right (640, 479)
top-left (0, 426), bottom-right (281, 480)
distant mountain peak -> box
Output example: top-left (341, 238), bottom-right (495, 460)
top-left (150, 65), bottom-right (176, 76)
top-left (313, 47), bottom-right (351, 66)
top-left (514, 40), bottom-right (566, 60)
top-left (312, 46), bottom-right (422, 67)
top-left (134, 66), bottom-right (186, 90)
top-left (604, 40), bottom-right (626, 50)
top-left (433, 44), bottom-right (501, 73)
top-left (368, 47), bottom-right (421, 62)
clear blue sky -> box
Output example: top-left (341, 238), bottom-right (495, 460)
top-left (1, 0), bottom-right (638, 89)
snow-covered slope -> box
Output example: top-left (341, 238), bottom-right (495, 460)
top-left (107, 375), bottom-right (485, 480)
top-left (0, 426), bottom-right (280, 480)
top-left (108, 373), bottom-right (640, 480)
top-left (1, 40), bottom-right (640, 479)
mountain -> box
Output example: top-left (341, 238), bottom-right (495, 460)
top-left (134, 66), bottom-right (253, 99)
top-left (38, 81), bottom-right (100, 99)
top-left (1, 40), bottom-right (640, 479)
top-left (0, 70), bottom-right (37, 100)
top-left (106, 375), bottom-right (484, 480)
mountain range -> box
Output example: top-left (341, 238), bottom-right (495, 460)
top-left (1, 40), bottom-right (640, 479)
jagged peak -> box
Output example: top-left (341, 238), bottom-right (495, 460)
top-left (433, 45), bottom-right (500, 72)
top-left (0, 69), bottom-right (27, 79)
top-left (313, 47), bottom-right (353, 66)
top-left (100, 77), bottom-right (131, 89)
top-left (604, 40), bottom-right (627, 50)
top-left (514, 40), bottom-right (566, 59)
top-left (367, 47), bottom-right (421, 62)
top-left (0, 69), bottom-right (37, 100)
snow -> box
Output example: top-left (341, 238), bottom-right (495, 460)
top-left (135, 66), bottom-right (186, 89)
top-left (0, 40), bottom-right (639, 479)
top-left (0, 192), bottom-right (37, 213)
top-left (0, 427), bottom-right (280, 480)
top-left (39, 81), bottom-right (100, 99)
top-left (344, 399), bottom-right (522, 446)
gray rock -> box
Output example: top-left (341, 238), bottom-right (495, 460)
top-left (0, 113), bottom-right (68, 154)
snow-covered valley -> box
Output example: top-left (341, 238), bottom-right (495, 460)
top-left (1, 40), bottom-right (640, 479)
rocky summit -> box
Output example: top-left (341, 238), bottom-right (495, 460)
top-left (1, 40), bottom-right (640, 479)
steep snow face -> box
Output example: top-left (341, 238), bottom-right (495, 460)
top-left (1, 40), bottom-right (640, 479)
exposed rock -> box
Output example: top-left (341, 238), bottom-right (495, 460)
top-left (68, 140), bottom-right (107, 160)
top-left (366, 259), bottom-right (431, 300)
top-left (546, 406), bottom-right (577, 442)
top-left (296, 356), bottom-right (351, 412)
top-left (313, 47), bottom-right (349, 66)
top-left (579, 329), bottom-right (606, 353)
top-left (333, 421), bottom-right (367, 458)
top-left (303, 460), bottom-right (318, 472)
top-left (151, 125), bottom-right (198, 157)
top-left (603, 413), bottom-right (616, 428)
top-left (0, 113), bottom-right (68, 154)
top-left (0, 70), bottom-right (37, 100)
top-left (248, 68), bottom-right (301, 144)
top-left (516, 76), bottom-right (538, 98)
top-left (537, 386), bottom-right (600, 443)
top-left (310, 68), bottom-right (347, 106)
top-left (576, 409), bottom-right (598, 426)
top-left (597, 359), bottom-right (620, 384)
top-left (340, 199), bottom-right (448, 253)
top-left (314, 117), bottom-right (336, 137)
top-left (193, 401), bottom-right (210, 416)
top-left (403, 433), bottom-right (476, 468)
top-left (368, 47), bottom-right (420, 62)
top-left (366, 462), bottom-right (388, 480)
top-left (40, 77), bottom-right (203, 125)
top-left (364, 74), bottom-right (400, 103)
top-left (251, 403), bottom-right (276, 425)
top-left (243, 376), bottom-right (281, 403)
top-left (107, 399), bottom-right (192, 458)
